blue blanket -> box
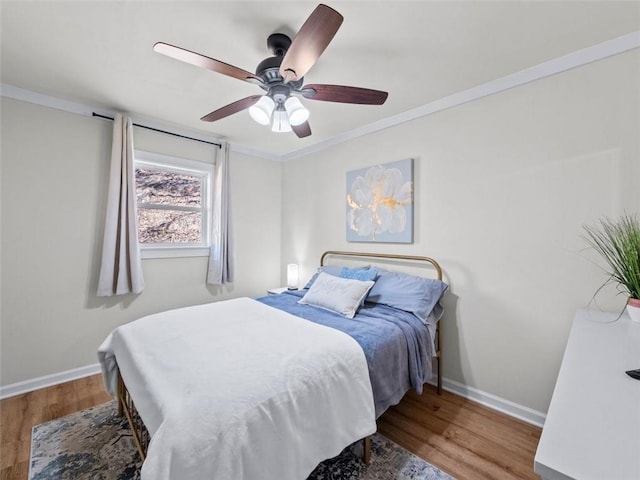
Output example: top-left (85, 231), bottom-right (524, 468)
top-left (257, 290), bottom-right (434, 417)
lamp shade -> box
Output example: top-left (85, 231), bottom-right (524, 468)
top-left (248, 96), bottom-right (275, 125)
top-left (284, 97), bottom-right (310, 126)
top-left (287, 264), bottom-right (299, 290)
top-left (271, 108), bottom-right (292, 132)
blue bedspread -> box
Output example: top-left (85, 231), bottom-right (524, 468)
top-left (257, 290), bottom-right (434, 417)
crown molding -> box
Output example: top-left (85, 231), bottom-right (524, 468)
top-left (1, 83), bottom-right (96, 116)
top-left (279, 30), bottom-right (640, 161)
top-left (229, 142), bottom-right (282, 161)
top-left (3, 30), bottom-right (639, 162)
top-left (0, 84), bottom-right (225, 148)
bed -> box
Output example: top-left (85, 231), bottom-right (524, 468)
top-left (97, 251), bottom-right (447, 480)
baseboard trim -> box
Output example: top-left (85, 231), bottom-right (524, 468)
top-left (1, 364), bottom-right (546, 426)
top-left (0, 363), bottom-right (102, 400)
top-left (437, 377), bottom-right (546, 428)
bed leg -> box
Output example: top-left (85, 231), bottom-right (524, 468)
top-left (437, 352), bottom-right (442, 395)
top-left (436, 321), bottom-right (443, 396)
top-left (117, 371), bottom-right (124, 417)
top-left (363, 436), bottom-right (371, 464)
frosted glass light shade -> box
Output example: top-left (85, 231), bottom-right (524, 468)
top-left (284, 97), bottom-right (310, 126)
top-left (271, 109), bottom-right (292, 132)
top-left (249, 96), bottom-right (275, 125)
top-left (287, 264), bottom-right (299, 290)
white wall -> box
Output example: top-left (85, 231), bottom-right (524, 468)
top-left (0, 98), bottom-right (282, 386)
top-left (281, 50), bottom-right (640, 413)
top-left (2, 48), bottom-right (638, 414)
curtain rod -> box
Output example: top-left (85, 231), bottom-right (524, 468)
top-left (92, 113), bottom-right (222, 148)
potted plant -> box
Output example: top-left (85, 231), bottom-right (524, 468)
top-left (583, 213), bottom-right (640, 323)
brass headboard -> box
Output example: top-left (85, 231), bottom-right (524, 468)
top-left (319, 250), bottom-right (444, 395)
top-left (321, 251), bottom-right (442, 280)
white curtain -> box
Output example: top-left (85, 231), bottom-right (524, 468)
top-left (97, 114), bottom-right (145, 296)
top-left (207, 142), bottom-right (234, 284)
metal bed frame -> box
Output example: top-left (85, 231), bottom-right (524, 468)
top-left (117, 372), bottom-right (149, 461)
top-left (320, 251), bottom-right (443, 395)
top-left (117, 250), bottom-right (444, 466)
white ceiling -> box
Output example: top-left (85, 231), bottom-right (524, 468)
top-left (2, 1), bottom-right (639, 157)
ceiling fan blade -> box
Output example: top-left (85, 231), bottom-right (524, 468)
top-left (154, 42), bottom-right (261, 84)
top-left (279, 4), bottom-right (343, 83)
top-left (200, 95), bottom-right (263, 122)
top-left (292, 121), bottom-right (312, 138)
top-left (300, 84), bottom-right (388, 105)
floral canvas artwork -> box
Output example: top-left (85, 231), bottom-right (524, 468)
top-left (346, 158), bottom-right (413, 243)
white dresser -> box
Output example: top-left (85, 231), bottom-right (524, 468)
top-left (534, 309), bottom-right (640, 480)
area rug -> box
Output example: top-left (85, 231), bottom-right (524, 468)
top-left (30, 401), bottom-right (455, 480)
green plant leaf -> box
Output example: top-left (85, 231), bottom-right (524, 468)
top-left (583, 213), bottom-right (640, 300)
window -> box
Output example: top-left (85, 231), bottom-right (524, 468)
top-left (134, 150), bottom-right (214, 258)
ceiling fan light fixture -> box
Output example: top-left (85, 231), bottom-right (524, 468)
top-left (284, 97), bottom-right (310, 126)
top-left (157, 4), bottom-right (388, 139)
top-left (248, 95), bottom-right (275, 125)
top-left (271, 108), bottom-right (292, 133)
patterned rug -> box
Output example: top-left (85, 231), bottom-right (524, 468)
top-left (30, 402), bottom-right (455, 480)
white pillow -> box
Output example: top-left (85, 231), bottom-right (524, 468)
top-left (298, 272), bottom-right (375, 319)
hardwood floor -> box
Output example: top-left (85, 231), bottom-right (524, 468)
top-left (0, 375), bottom-right (541, 480)
top-left (0, 375), bottom-right (111, 480)
top-left (378, 389), bottom-right (541, 480)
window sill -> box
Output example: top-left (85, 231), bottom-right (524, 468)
top-left (140, 246), bottom-right (210, 259)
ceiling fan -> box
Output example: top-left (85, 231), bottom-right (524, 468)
top-left (153, 3), bottom-right (388, 138)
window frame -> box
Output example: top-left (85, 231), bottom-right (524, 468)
top-left (134, 150), bottom-right (215, 259)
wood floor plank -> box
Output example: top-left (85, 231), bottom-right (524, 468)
top-left (0, 375), bottom-right (542, 480)
top-left (397, 393), bottom-right (539, 459)
top-left (1, 462), bottom-right (28, 480)
top-left (405, 388), bottom-right (540, 449)
top-left (380, 407), bottom-right (534, 480)
top-left (378, 385), bottom-right (541, 480)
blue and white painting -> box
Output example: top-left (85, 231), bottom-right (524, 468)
top-left (346, 158), bottom-right (413, 243)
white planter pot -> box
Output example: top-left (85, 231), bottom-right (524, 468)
top-left (627, 298), bottom-right (640, 324)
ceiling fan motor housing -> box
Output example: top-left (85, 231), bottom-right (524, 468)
top-left (266, 33), bottom-right (291, 56)
top-left (256, 33), bottom-right (304, 94)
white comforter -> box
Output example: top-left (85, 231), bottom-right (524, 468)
top-left (98, 297), bottom-right (376, 480)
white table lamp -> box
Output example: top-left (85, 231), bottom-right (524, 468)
top-left (287, 264), bottom-right (299, 290)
